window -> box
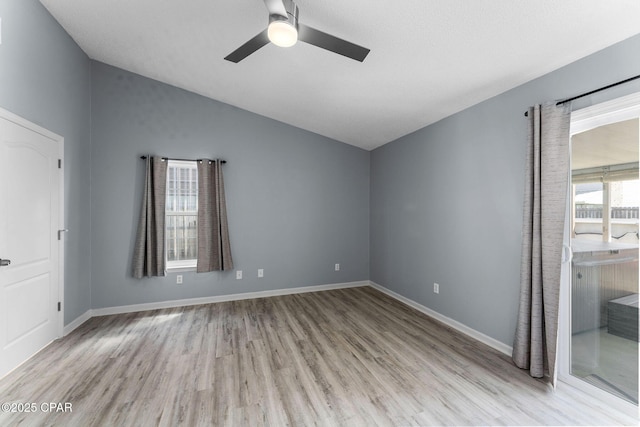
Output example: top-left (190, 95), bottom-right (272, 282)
top-left (133, 156), bottom-right (232, 278)
top-left (573, 178), bottom-right (639, 243)
top-left (166, 160), bottom-right (198, 270)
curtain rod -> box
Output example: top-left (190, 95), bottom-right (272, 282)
top-left (140, 155), bottom-right (226, 164)
top-left (524, 73), bottom-right (640, 117)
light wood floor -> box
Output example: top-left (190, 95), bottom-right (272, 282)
top-left (0, 286), bottom-right (637, 426)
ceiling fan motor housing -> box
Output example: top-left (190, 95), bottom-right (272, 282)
top-left (269, 0), bottom-right (299, 29)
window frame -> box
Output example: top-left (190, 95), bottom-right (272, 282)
top-left (165, 160), bottom-right (199, 272)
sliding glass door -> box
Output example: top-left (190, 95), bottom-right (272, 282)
top-left (561, 93), bottom-right (640, 409)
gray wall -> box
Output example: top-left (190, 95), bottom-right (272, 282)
top-left (90, 62), bottom-right (370, 309)
top-left (0, 0), bottom-right (92, 325)
top-left (370, 34), bottom-right (640, 347)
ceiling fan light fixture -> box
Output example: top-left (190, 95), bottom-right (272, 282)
top-left (268, 20), bottom-right (298, 47)
top-left (224, 0), bottom-right (370, 63)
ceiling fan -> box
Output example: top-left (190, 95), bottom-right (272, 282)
top-left (224, 0), bottom-right (370, 63)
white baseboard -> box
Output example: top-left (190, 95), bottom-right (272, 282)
top-left (62, 281), bottom-right (368, 330)
top-left (63, 309), bottom-right (93, 336)
top-left (368, 281), bottom-right (513, 356)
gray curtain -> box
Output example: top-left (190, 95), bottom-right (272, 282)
top-left (512, 102), bottom-right (570, 387)
top-left (197, 159), bottom-right (233, 272)
top-left (132, 157), bottom-right (168, 278)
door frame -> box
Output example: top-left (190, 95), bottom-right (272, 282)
top-left (0, 107), bottom-right (64, 339)
top-left (558, 91), bottom-right (640, 416)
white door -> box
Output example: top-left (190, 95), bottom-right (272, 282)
top-left (0, 108), bottom-right (63, 379)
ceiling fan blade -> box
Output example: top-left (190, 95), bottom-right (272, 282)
top-left (263, 0), bottom-right (287, 17)
top-left (298, 24), bottom-right (370, 62)
top-left (224, 30), bottom-right (270, 63)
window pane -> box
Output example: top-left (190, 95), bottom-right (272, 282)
top-left (167, 164), bottom-right (198, 213)
top-left (610, 180), bottom-right (639, 243)
top-left (574, 182), bottom-right (603, 242)
top-left (166, 214), bottom-right (198, 262)
top-left (166, 161), bottom-right (198, 266)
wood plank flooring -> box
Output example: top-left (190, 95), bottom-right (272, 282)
top-left (0, 286), bottom-right (637, 426)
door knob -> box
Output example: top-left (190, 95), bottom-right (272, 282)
top-left (0, 259), bottom-right (10, 267)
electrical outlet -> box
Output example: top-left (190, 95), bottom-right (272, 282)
top-left (236, 270), bottom-right (243, 280)
top-left (335, 263), bottom-right (340, 271)
top-left (433, 283), bottom-right (439, 294)
top-left (176, 275), bottom-right (183, 284)
top-left (258, 269), bottom-right (264, 278)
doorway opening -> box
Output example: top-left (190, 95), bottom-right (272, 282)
top-left (562, 93), bottom-right (639, 408)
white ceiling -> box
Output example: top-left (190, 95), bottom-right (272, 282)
top-left (40, 0), bottom-right (640, 150)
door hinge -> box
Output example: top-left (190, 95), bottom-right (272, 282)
top-left (58, 159), bottom-right (62, 169)
top-left (58, 302), bottom-right (61, 312)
